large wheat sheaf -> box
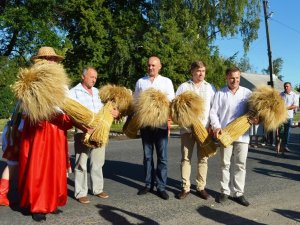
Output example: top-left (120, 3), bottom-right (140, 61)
top-left (83, 85), bottom-right (133, 148)
top-left (135, 88), bottom-right (170, 128)
top-left (123, 88), bottom-right (170, 138)
top-left (170, 91), bottom-right (204, 128)
top-left (171, 91), bottom-right (217, 157)
top-left (218, 85), bottom-right (288, 147)
top-left (99, 84), bottom-right (133, 115)
top-left (248, 85), bottom-right (287, 131)
top-left (12, 63), bottom-right (70, 123)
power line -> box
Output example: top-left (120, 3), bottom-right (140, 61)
top-left (269, 18), bottom-right (300, 35)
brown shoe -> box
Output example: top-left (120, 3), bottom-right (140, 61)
top-left (96, 191), bottom-right (109, 199)
top-left (177, 190), bottom-right (190, 200)
top-left (197, 189), bottom-right (210, 200)
top-left (77, 196), bottom-right (90, 204)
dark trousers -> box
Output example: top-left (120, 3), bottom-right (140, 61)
top-left (140, 127), bottom-right (168, 192)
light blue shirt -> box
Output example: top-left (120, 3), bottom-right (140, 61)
top-left (69, 83), bottom-right (103, 133)
top-left (69, 83), bottom-right (103, 113)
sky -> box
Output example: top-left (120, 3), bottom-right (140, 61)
top-left (214, 0), bottom-right (300, 88)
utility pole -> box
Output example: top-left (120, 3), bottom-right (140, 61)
top-left (263, 0), bottom-right (274, 88)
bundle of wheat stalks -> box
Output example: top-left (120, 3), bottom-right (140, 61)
top-left (123, 88), bottom-right (170, 138)
top-left (84, 84), bottom-right (133, 148)
top-left (218, 85), bottom-right (288, 147)
top-left (63, 98), bottom-right (96, 127)
top-left (12, 62), bottom-right (70, 124)
top-left (170, 91), bottom-right (217, 157)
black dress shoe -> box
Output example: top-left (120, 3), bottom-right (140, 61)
top-left (216, 193), bottom-right (229, 203)
top-left (32, 213), bottom-right (46, 222)
top-left (137, 187), bottom-right (150, 195)
top-left (157, 190), bottom-right (169, 200)
top-left (234, 195), bottom-right (250, 207)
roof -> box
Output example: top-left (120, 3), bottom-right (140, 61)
top-left (240, 72), bottom-right (284, 92)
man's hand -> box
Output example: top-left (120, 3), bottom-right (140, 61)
top-left (213, 128), bottom-right (222, 139)
top-left (248, 116), bottom-right (259, 125)
top-left (111, 108), bottom-right (120, 119)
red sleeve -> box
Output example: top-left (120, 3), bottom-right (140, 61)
top-left (50, 113), bottom-right (74, 130)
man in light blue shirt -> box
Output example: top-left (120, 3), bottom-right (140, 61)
top-left (69, 67), bottom-right (118, 204)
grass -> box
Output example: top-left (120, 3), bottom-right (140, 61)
top-left (293, 110), bottom-right (300, 122)
top-left (0, 118), bottom-right (180, 133)
top-left (0, 119), bottom-right (8, 132)
top-left (110, 121), bottom-right (125, 133)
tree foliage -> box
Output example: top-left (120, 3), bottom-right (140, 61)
top-left (237, 54), bottom-right (255, 73)
top-left (262, 57), bottom-right (284, 80)
top-left (0, 0), bottom-right (262, 118)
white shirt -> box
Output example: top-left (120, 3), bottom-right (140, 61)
top-left (176, 80), bottom-right (216, 133)
top-left (210, 86), bottom-right (252, 143)
top-left (280, 91), bottom-right (299, 119)
top-left (134, 75), bottom-right (175, 101)
top-left (134, 74), bottom-right (175, 129)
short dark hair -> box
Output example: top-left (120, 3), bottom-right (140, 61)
top-left (284, 82), bottom-right (291, 87)
top-left (226, 67), bottom-right (241, 76)
top-left (189, 61), bottom-right (206, 73)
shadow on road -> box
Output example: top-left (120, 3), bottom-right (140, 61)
top-left (273, 208), bottom-right (300, 223)
top-left (248, 156), bottom-right (300, 181)
top-left (104, 159), bottom-right (184, 195)
top-left (96, 204), bottom-right (159, 224)
top-left (197, 206), bottom-right (267, 225)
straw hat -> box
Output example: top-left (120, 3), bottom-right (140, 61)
top-left (31, 46), bottom-right (64, 62)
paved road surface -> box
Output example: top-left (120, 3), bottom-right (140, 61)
top-left (0, 128), bottom-right (299, 224)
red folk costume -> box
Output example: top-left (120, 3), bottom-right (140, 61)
top-left (12, 47), bottom-right (73, 219)
top-left (18, 113), bottom-right (73, 213)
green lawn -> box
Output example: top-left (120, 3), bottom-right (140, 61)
top-left (0, 119), bottom-right (8, 132)
top-left (294, 111), bottom-right (300, 122)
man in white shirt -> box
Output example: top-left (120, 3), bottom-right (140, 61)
top-left (135, 56), bottom-right (175, 200)
top-left (175, 61), bottom-right (215, 200)
top-left (210, 67), bottom-right (252, 207)
top-left (69, 67), bottom-right (118, 204)
top-left (280, 82), bottom-right (299, 152)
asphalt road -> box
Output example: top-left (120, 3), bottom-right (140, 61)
top-left (0, 128), bottom-right (299, 225)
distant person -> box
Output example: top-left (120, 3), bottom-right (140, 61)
top-left (210, 67), bottom-right (257, 207)
top-left (280, 82), bottom-right (299, 153)
top-left (69, 67), bottom-right (119, 204)
top-left (175, 61), bottom-right (215, 200)
top-left (134, 56), bottom-right (175, 200)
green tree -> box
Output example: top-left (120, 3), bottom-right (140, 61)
top-left (0, 57), bottom-right (25, 118)
top-left (0, 0), bottom-right (67, 58)
top-left (237, 54), bottom-right (255, 72)
top-left (262, 57), bottom-right (284, 80)
top-left (0, 0), bottom-right (262, 117)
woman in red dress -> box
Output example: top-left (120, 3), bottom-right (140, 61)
top-left (16, 47), bottom-right (73, 222)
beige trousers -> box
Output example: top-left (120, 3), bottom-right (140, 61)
top-left (181, 133), bottom-right (208, 192)
top-left (74, 133), bottom-right (106, 199)
top-left (219, 142), bottom-right (248, 197)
